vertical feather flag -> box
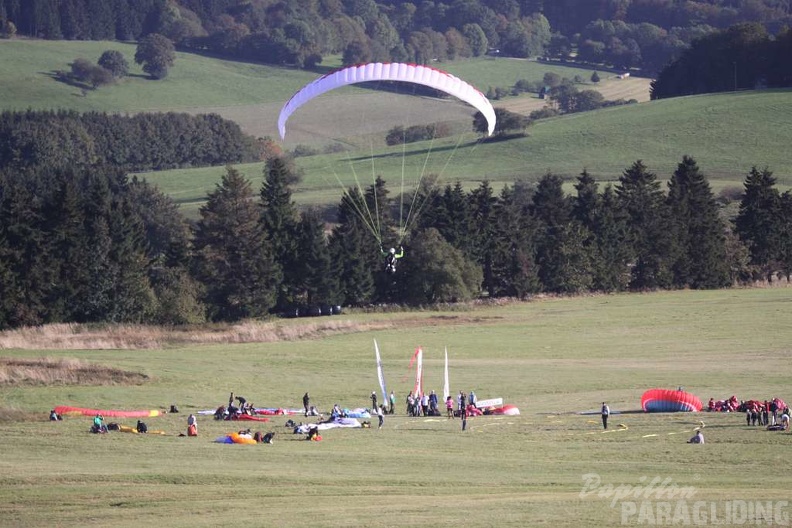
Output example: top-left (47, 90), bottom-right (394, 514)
top-left (374, 339), bottom-right (388, 404)
top-left (411, 347), bottom-right (423, 397)
top-left (443, 347), bottom-right (450, 402)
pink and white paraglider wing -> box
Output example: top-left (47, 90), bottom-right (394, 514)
top-left (278, 63), bottom-right (497, 140)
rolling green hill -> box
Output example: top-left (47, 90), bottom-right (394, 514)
top-left (145, 89), bottom-right (792, 217)
top-left (2, 39), bottom-right (789, 220)
top-left (0, 39), bottom-right (320, 112)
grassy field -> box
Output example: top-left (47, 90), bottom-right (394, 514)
top-left (1, 288), bottom-right (791, 527)
top-left (145, 88), bottom-right (792, 218)
top-left (11, 39), bottom-right (786, 220)
top-left (0, 39), bottom-right (319, 112)
top-left (0, 41), bottom-right (636, 135)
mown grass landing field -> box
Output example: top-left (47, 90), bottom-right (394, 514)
top-left (0, 288), bottom-right (790, 527)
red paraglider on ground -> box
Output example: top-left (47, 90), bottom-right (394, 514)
top-left (641, 389), bottom-right (702, 413)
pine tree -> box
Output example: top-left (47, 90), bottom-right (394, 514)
top-left (616, 160), bottom-right (675, 289)
top-left (294, 208), bottom-right (339, 305)
top-left (490, 185), bottom-right (539, 298)
top-left (531, 172), bottom-right (587, 292)
top-left (260, 157), bottom-right (299, 309)
top-left (193, 166), bottom-right (280, 321)
top-left (735, 166), bottom-right (781, 279)
top-left (591, 185), bottom-right (632, 292)
top-left (469, 180), bottom-right (498, 295)
top-left (0, 168), bottom-right (59, 326)
top-left (572, 169), bottom-right (599, 230)
top-left (329, 188), bottom-right (377, 305)
top-left (45, 171), bottom-right (89, 322)
top-left (418, 182), bottom-right (473, 252)
top-left (666, 156), bottom-right (730, 288)
top-left (776, 192), bottom-right (792, 281)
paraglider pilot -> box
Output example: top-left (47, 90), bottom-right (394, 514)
top-left (382, 246), bottom-right (404, 273)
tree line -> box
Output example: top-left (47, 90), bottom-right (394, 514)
top-left (1, 155), bottom-right (790, 329)
top-left (651, 22), bottom-right (792, 99)
top-left (2, 0), bottom-right (791, 75)
top-left (0, 110), bottom-right (261, 173)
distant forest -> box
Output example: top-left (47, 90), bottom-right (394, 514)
top-left (2, 0), bottom-right (792, 75)
top-left (0, 111), bottom-right (261, 172)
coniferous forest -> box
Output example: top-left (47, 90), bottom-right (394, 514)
top-left (1, 1), bottom-right (792, 329)
top-left (2, 152), bottom-right (791, 329)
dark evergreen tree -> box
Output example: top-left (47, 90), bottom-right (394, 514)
top-left (192, 166), bottom-right (280, 321)
top-left (259, 157), bottom-right (299, 309)
top-left (44, 170), bottom-right (90, 322)
top-left (591, 185), bottom-right (632, 292)
top-left (126, 177), bottom-right (202, 324)
top-left (666, 156), bottom-right (730, 288)
top-left (735, 166), bottom-right (781, 279)
top-left (0, 168), bottom-right (54, 326)
top-left (616, 160), bottom-right (675, 289)
top-left (468, 180), bottom-right (498, 295)
top-left (573, 169), bottom-right (627, 292)
top-left (0, 228), bottom-right (14, 329)
top-left (531, 172), bottom-right (589, 292)
top-left (490, 185), bottom-right (540, 298)
top-left (294, 208), bottom-right (339, 306)
top-left (572, 169), bottom-right (600, 231)
top-left (103, 190), bottom-right (157, 323)
top-left (777, 192), bottom-right (792, 281)
top-left (417, 182), bottom-right (473, 252)
top-left (329, 188), bottom-right (377, 305)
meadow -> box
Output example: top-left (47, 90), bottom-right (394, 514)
top-left (4, 40), bottom-right (791, 217)
top-left (1, 288), bottom-right (791, 527)
top-left (146, 88), bottom-right (792, 218)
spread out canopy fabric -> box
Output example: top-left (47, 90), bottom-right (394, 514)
top-left (278, 62), bottom-right (497, 139)
top-left (641, 389), bottom-right (702, 412)
top-left (55, 405), bottom-right (161, 418)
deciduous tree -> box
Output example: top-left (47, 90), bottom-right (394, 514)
top-left (134, 33), bottom-right (176, 79)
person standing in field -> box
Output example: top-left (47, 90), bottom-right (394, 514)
top-left (371, 391), bottom-right (378, 411)
top-left (303, 392), bottom-right (310, 416)
top-left (389, 391), bottom-right (395, 414)
top-left (376, 406), bottom-right (384, 429)
top-left (601, 402), bottom-right (610, 430)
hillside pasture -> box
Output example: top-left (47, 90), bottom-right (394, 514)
top-left (143, 89), bottom-right (792, 218)
top-left (0, 288), bottom-right (790, 526)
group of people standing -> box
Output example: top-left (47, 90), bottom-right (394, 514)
top-left (741, 399), bottom-right (789, 429)
top-left (405, 390), bottom-right (441, 416)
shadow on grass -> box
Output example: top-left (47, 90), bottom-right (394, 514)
top-left (344, 138), bottom-right (484, 163)
top-left (42, 70), bottom-right (94, 94)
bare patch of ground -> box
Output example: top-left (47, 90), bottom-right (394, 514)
top-left (0, 357), bottom-right (149, 386)
top-left (0, 312), bottom-right (508, 351)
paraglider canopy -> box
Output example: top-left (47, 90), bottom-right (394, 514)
top-left (641, 388), bottom-right (703, 413)
top-left (278, 62), bottom-right (497, 140)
